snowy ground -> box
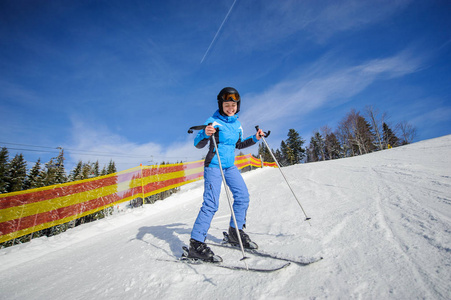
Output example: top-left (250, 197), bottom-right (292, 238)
top-left (1, 135), bottom-right (450, 300)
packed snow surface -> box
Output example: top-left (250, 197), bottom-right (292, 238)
top-left (1, 135), bottom-right (450, 299)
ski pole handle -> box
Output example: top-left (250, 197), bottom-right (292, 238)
top-left (255, 125), bottom-right (271, 138)
top-left (205, 123), bottom-right (219, 136)
top-left (187, 123), bottom-right (217, 134)
top-left (187, 125), bottom-right (207, 134)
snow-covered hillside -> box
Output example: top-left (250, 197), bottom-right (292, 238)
top-left (1, 135), bottom-right (450, 300)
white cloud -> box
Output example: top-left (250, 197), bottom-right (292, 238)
top-left (359, 49), bottom-right (424, 78)
top-left (410, 103), bottom-right (451, 126)
top-left (240, 48), bottom-right (423, 126)
top-left (313, 0), bottom-right (412, 38)
top-left (230, 0), bottom-right (413, 49)
top-left (65, 119), bottom-right (204, 171)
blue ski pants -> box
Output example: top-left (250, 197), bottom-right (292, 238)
top-left (191, 165), bottom-right (250, 242)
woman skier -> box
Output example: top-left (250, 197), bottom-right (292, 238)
top-left (188, 87), bottom-right (264, 262)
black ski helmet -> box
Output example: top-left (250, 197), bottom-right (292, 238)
top-left (217, 87), bottom-right (241, 116)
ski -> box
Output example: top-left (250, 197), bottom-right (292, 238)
top-left (176, 246), bottom-right (290, 273)
top-left (211, 232), bottom-right (323, 266)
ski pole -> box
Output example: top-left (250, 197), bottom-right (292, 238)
top-left (189, 124), bottom-right (249, 269)
top-left (256, 126), bottom-right (311, 222)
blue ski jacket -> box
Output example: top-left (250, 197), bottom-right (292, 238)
top-left (194, 110), bottom-right (258, 168)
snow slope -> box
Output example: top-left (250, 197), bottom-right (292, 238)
top-left (1, 135), bottom-right (450, 300)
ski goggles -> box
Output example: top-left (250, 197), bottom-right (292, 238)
top-left (222, 93), bottom-right (240, 102)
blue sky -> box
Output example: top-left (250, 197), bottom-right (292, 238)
top-left (1, 0), bottom-right (450, 171)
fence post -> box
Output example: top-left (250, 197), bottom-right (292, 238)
top-left (140, 164), bottom-right (145, 204)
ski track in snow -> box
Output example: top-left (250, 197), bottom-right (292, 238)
top-left (371, 165), bottom-right (451, 299)
top-left (0, 135), bottom-right (450, 299)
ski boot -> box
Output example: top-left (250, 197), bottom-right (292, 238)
top-left (186, 238), bottom-right (222, 263)
top-left (228, 226), bottom-right (258, 249)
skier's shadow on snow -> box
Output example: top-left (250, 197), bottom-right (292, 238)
top-left (136, 223), bottom-right (187, 256)
top-left (135, 223), bottom-right (223, 257)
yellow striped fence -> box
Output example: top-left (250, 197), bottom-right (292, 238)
top-left (0, 154), bottom-right (276, 243)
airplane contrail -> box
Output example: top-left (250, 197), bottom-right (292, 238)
top-left (200, 0), bottom-right (238, 64)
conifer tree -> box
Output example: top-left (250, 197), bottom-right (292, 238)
top-left (8, 153), bottom-right (27, 192)
top-left (93, 161), bottom-right (100, 177)
top-left (100, 166), bottom-right (108, 176)
top-left (70, 161), bottom-right (83, 181)
top-left (0, 147), bottom-right (9, 193)
top-left (107, 160), bottom-right (117, 174)
top-left (279, 140), bottom-right (290, 166)
top-left (274, 149), bottom-right (284, 165)
top-left (325, 132), bottom-right (341, 159)
top-left (25, 159), bottom-right (44, 189)
top-left (312, 131), bottom-right (326, 161)
top-left (82, 161), bottom-right (92, 179)
top-left (382, 123), bottom-right (400, 148)
top-left (257, 143), bottom-right (274, 162)
top-left (354, 115), bottom-right (375, 155)
top-left (54, 148), bottom-right (67, 184)
top-left (40, 159), bottom-right (60, 187)
top-left (285, 129), bottom-right (306, 165)
top-left (307, 136), bottom-right (320, 162)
